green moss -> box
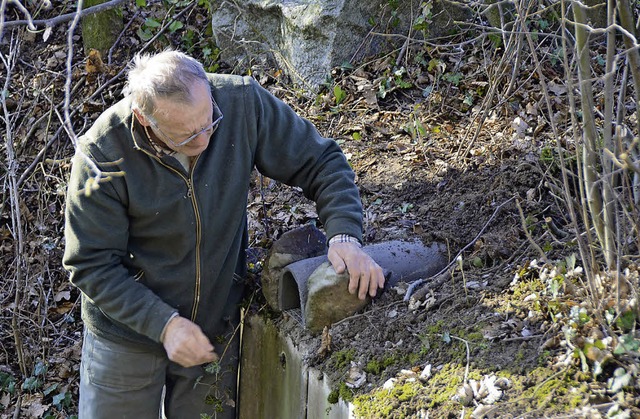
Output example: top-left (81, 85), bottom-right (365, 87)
top-left (423, 364), bottom-right (465, 407)
top-left (353, 381), bottom-right (421, 417)
top-left (426, 320), bottom-right (445, 335)
top-left (464, 332), bottom-right (484, 341)
top-left (327, 389), bottom-right (339, 404)
top-left (328, 382), bottom-right (356, 404)
top-left (511, 278), bottom-right (545, 301)
top-left (506, 367), bottom-right (588, 412)
top-left (406, 352), bottom-right (421, 365)
top-left (332, 349), bottom-right (356, 369)
top-left (338, 382), bottom-right (355, 403)
top-left (364, 355), bottom-right (396, 375)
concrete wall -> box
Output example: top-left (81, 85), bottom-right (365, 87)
top-left (239, 315), bottom-right (352, 418)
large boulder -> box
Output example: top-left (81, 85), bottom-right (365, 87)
top-left (211, 0), bottom-right (470, 90)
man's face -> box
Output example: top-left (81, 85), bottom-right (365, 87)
top-left (150, 81), bottom-right (220, 157)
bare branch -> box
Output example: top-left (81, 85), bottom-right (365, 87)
top-left (6, 0), bottom-right (36, 30)
top-left (1, 0), bottom-right (126, 29)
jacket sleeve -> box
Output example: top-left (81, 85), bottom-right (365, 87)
top-left (63, 148), bottom-right (177, 343)
top-left (247, 78), bottom-right (364, 242)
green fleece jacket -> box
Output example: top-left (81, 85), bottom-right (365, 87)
top-left (63, 74), bottom-right (363, 351)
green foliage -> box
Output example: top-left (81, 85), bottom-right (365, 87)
top-left (52, 391), bottom-right (73, 409)
top-left (488, 33), bottom-right (502, 48)
top-left (399, 202), bottom-right (413, 213)
top-left (442, 72), bottom-right (463, 86)
top-left (333, 85), bottom-right (347, 106)
top-left (134, 0), bottom-right (220, 72)
top-left (378, 67), bottom-right (413, 99)
top-left (327, 389), bottom-right (339, 404)
top-left (204, 394), bottom-right (225, 412)
top-left (338, 382), bottom-right (354, 402)
top-left (614, 334), bottom-right (640, 355)
top-left (413, 1), bottom-right (433, 33)
top-left (327, 382), bottom-right (355, 404)
top-left (137, 17), bottom-right (161, 41)
top-left (205, 361), bottom-right (221, 375)
top-left (0, 372), bottom-right (16, 394)
top-left (615, 310), bottom-right (637, 332)
top-left (21, 361), bottom-right (47, 392)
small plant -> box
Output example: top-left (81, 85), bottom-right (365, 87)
top-left (413, 1), bottom-right (433, 34)
top-left (22, 360), bottom-right (47, 392)
top-left (333, 84), bottom-right (347, 106)
top-left (0, 372), bottom-right (16, 394)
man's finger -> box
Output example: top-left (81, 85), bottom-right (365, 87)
top-left (358, 273), bottom-right (371, 300)
top-left (328, 248), bottom-right (347, 274)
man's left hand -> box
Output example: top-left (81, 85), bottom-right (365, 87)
top-left (328, 242), bottom-right (385, 300)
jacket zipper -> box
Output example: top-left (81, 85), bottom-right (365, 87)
top-left (141, 150), bottom-right (203, 323)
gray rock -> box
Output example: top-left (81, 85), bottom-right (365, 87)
top-left (211, 0), bottom-right (470, 90)
top-left (304, 261), bottom-right (369, 334)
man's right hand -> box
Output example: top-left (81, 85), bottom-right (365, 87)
top-left (161, 316), bottom-right (218, 368)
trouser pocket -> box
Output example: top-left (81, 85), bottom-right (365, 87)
top-left (83, 330), bottom-right (163, 391)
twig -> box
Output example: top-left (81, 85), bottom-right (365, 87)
top-left (448, 334), bottom-right (470, 383)
top-left (6, 0), bottom-right (36, 30)
top-left (12, 394), bottom-right (21, 419)
top-left (0, 0), bottom-right (8, 44)
top-left (404, 196), bottom-right (516, 301)
top-left (515, 197), bottom-right (548, 263)
top-left (61, 0), bottom-right (83, 149)
top-left (0, 31), bottom-right (27, 378)
top-left (108, 9), bottom-right (140, 65)
top-left (18, 2), bottom-right (195, 187)
top-left (2, 0), bottom-right (126, 29)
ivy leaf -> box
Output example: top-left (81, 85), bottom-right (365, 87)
top-left (21, 376), bottom-right (41, 391)
top-left (144, 18), bottom-right (161, 28)
top-left (616, 310), bottom-right (636, 332)
top-left (169, 21), bottom-right (184, 33)
top-left (613, 334), bottom-right (640, 355)
top-left (137, 28), bottom-right (153, 41)
top-left (43, 383), bottom-right (58, 396)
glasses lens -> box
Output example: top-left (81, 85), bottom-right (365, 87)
top-left (154, 98), bottom-right (223, 147)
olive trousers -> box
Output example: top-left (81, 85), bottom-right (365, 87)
top-left (78, 323), bottom-right (240, 419)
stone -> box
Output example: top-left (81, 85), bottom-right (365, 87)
top-left (211, 0), bottom-right (471, 90)
top-left (304, 261), bottom-right (369, 334)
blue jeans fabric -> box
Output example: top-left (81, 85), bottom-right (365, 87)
top-left (79, 326), bottom-right (239, 419)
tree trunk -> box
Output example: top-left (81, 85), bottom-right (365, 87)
top-left (81, 0), bottom-right (124, 58)
top-left (573, 0), bottom-right (616, 269)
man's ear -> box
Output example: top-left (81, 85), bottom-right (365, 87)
top-left (132, 108), bottom-right (151, 127)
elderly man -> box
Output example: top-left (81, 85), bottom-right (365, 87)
top-left (63, 50), bottom-right (384, 418)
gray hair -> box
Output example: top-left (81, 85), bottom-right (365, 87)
top-left (123, 50), bottom-right (209, 117)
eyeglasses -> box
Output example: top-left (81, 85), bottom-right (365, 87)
top-left (148, 97), bottom-right (223, 147)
